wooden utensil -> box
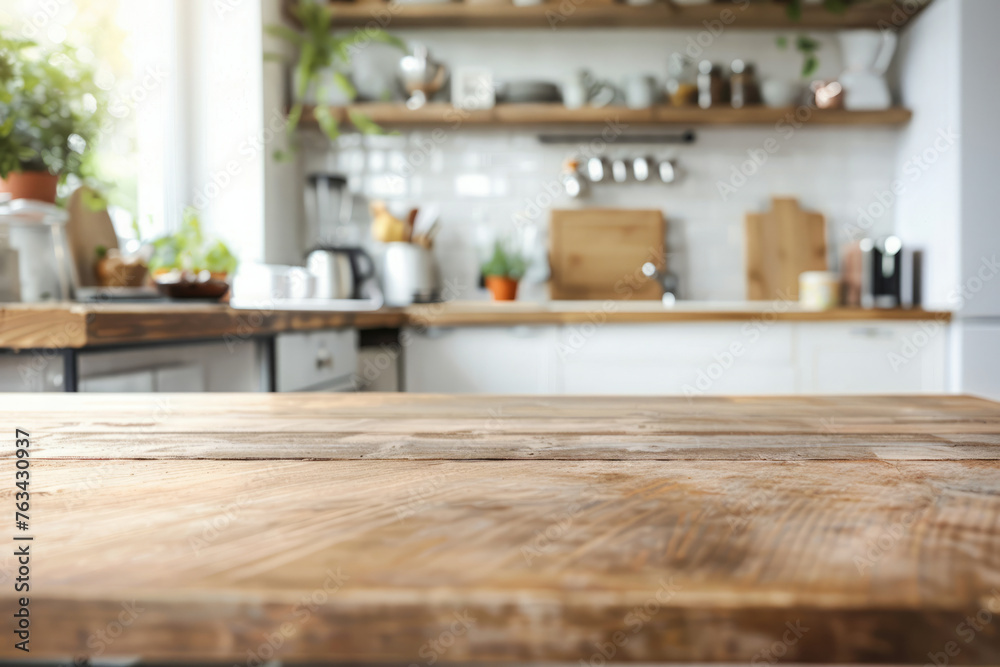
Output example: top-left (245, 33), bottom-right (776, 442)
top-left (549, 208), bottom-right (664, 300)
top-left (744, 197), bottom-right (827, 301)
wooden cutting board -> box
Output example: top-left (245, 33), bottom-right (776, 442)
top-left (65, 187), bottom-right (119, 288)
top-left (549, 208), bottom-right (664, 300)
top-left (745, 197), bottom-right (828, 301)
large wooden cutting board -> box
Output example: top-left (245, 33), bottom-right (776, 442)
top-left (65, 187), bottom-right (119, 287)
top-left (745, 197), bottom-right (827, 301)
top-left (549, 208), bottom-right (664, 300)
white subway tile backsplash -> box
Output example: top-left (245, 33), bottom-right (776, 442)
top-left (319, 27), bottom-right (902, 300)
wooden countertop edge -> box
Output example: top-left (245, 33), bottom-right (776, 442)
top-left (0, 303), bottom-right (952, 350)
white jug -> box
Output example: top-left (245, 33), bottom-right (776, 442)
top-left (838, 29), bottom-right (898, 111)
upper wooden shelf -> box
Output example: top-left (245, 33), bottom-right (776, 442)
top-left (313, 0), bottom-right (929, 30)
top-left (303, 103), bottom-right (913, 128)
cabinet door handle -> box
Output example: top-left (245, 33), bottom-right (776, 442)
top-left (849, 327), bottom-right (893, 338)
top-left (316, 350), bottom-right (335, 370)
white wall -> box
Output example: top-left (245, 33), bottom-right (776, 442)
top-left (894, 0), bottom-right (1000, 397)
top-left (894, 0), bottom-right (962, 310)
top-left (957, 0), bottom-right (1000, 318)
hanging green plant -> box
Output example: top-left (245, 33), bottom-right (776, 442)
top-left (266, 0), bottom-right (406, 159)
top-left (777, 34), bottom-right (821, 79)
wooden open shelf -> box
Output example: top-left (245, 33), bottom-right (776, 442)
top-left (308, 0), bottom-right (930, 30)
top-left (302, 103), bottom-right (913, 128)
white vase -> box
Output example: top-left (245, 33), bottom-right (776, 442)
top-left (838, 29), bottom-right (898, 111)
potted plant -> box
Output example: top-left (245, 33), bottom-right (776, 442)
top-left (266, 0), bottom-right (406, 152)
top-left (149, 208), bottom-right (238, 299)
top-left (481, 240), bottom-right (526, 302)
top-left (0, 32), bottom-right (105, 203)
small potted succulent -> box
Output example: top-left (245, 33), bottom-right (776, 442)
top-left (0, 31), bottom-right (104, 203)
top-left (481, 240), bottom-right (526, 302)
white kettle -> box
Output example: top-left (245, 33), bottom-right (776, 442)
top-left (838, 29), bottom-right (898, 111)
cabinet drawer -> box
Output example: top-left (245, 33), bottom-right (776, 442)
top-left (558, 323), bottom-right (795, 366)
top-left (404, 326), bottom-right (558, 394)
top-left (275, 330), bottom-right (358, 392)
top-left (557, 323), bottom-right (795, 395)
top-left (795, 321), bottom-right (947, 394)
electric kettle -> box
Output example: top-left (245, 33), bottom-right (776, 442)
top-left (306, 246), bottom-right (375, 300)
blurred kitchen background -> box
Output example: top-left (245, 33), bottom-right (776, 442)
top-left (0, 0), bottom-right (998, 398)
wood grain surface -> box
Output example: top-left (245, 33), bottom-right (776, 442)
top-left (306, 0), bottom-right (931, 30)
top-left (746, 198), bottom-right (828, 301)
top-left (0, 302), bottom-right (952, 351)
top-left (549, 209), bottom-right (665, 301)
top-left (302, 103), bottom-right (915, 128)
top-left (1, 394), bottom-right (999, 663)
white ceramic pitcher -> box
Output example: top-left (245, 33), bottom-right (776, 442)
top-left (838, 29), bottom-right (898, 110)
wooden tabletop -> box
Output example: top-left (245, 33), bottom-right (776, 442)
top-left (0, 301), bottom-right (951, 350)
top-left (2, 393), bottom-right (999, 664)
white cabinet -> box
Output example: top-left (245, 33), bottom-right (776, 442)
top-left (275, 330), bottom-right (358, 392)
top-left (403, 326), bottom-right (558, 394)
top-left (795, 321), bottom-right (947, 394)
top-left (77, 341), bottom-right (261, 392)
top-left (558, 323), bottom-right (796, 395)
top-left (402, 320), bottom-right (949, 396)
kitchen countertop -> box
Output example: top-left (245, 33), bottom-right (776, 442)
top-left (3, 393), bottom-right (999, 663)
top-left (0, 300), bottom-right (951, 350)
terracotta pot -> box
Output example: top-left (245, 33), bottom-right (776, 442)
top-left (485, 276), bottom-right (519, 301)
top-left (0, 171), bottom-right (59, 204)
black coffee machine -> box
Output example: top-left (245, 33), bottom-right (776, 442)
top-left (860, 236), bottom-right (922, 309)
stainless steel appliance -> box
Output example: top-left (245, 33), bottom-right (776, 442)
top-left (301, 172), bottom-right (381, 306)
top-left (305, 173), bottom-right (353, 247)
top-left (382, 242), bottom-right (440, 307)
top-left (306, 246), bottom-right (376, 300)
top-left (399, 44), bottom-right (447, 110)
